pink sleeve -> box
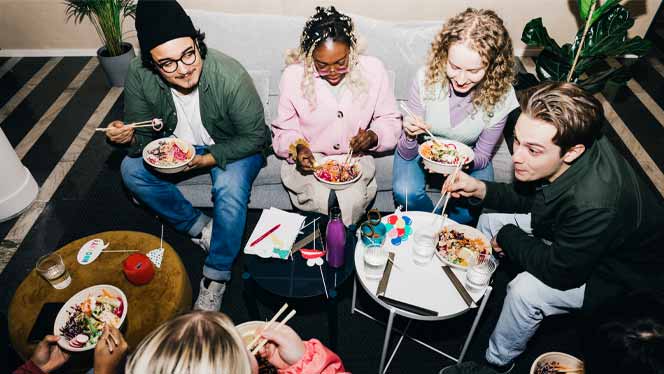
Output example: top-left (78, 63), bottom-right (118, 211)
top-left (278, 339), bottom-right (348, 374)
top-left (271, 69), bottom-right (306, 159)
top-left (395, 77), bottom-right (425, 159)
top-left (368, 62), bottom-right (402, 153)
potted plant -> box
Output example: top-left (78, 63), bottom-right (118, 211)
top-left (64, 0), bottom-right (137, 87)
top-left (521, 0), bottom-right (652, 93)
top-left (503, 0), bottom-right (652, 152)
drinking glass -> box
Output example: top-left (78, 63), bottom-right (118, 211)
top-left (411, 231), bottom-right (436, 266)
top-left (466, 255), bottom-right (498, 289)
top-left (36, 253), bottom-right (71, 289)
top-left (363, 242), bottom-right (388, 280)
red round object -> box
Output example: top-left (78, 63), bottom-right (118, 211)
top-left (123, 253), bottom-right (155, 285)
top-left (387, 215), bottom-right (398, 225)
top-left (397, 228), bottom-right (405, 236)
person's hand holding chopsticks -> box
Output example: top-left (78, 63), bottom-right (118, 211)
top-left (256, 324), bottom-right (306, 369)
top-left (349, 128), bottom-right (378, 154)
top-left (442, 169), bottom-right (487, 200)
top-left (94, 325), bottom-right (128, 374)
top-left (403, 114), bottom-right (432, 139)
top-left (105, 121), bottom-right (134, 144)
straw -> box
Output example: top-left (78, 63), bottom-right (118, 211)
top-left (251, 309), bottom-right (297, 355)
top-left (400, 102), bottom-right (441, 146)
top-left (246, 303), bottom-right (289, 350)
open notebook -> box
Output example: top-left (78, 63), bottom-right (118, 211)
top-left (243, 208), bottom-right (306, 259)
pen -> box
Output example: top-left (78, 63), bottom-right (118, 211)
top-left (250, 224), bottom-right (281, 247)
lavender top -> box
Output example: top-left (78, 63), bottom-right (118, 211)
top-left (396, 78), bottom-right (509, 170)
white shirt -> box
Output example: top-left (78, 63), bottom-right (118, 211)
top-left (171, 88), bottom-right (215, 146)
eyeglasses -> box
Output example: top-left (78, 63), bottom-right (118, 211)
top-left (314, 55), bottom-right (349, 77)
top-left (154, 45), bottom-right (198, 73)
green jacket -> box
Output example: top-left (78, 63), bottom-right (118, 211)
top-left (124, 49), bottom-right (270, 169)
top-left (485, 136), bottom-right (664, 312)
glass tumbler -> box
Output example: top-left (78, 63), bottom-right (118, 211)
top-left (465, 255), bottom-right (498, 289)
top-left (412, 231), bottom-right (437, 266)
top-left (36, 253), bottom-right (71, 289)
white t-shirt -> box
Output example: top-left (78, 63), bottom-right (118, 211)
top-left (171, 88), bottom-right (215, 146)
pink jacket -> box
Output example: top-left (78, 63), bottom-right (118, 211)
top-left (271, 55), bottom-right (401, 158)
top-left (280, 339), bottom-right (348, 374)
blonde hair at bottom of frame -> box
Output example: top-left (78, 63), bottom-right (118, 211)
top-left (125, 311), bottom-right (252, 374)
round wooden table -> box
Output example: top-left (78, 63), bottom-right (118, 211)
top-left (8, 231), bottom-right (192, 372)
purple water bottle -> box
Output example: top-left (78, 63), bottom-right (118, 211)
top-left (326, 207), bottom-right (346, 268)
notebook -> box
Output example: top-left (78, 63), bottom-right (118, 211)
top-left (244, 208), bottom-right (306, 260)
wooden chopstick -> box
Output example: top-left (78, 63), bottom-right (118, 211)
top-left (400, 102), bottom-right (442, 146)
top-left (95, 119), bottom-right (158, 132)
top-left (251, 309), bottom-right (297, 355)
top-left (246, 303), bottom-right (288, 350)
top-left (439, 162), bottom-right (464, 218)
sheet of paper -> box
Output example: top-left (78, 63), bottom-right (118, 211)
top-left (244, 208), bottom-right (306, 260)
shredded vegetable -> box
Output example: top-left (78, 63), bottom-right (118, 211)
top-left (421, 142), bottom-right (465, 165)
top-left (146, 139), bottom-right (192, 167)
top-left (436, 228), bottom-right (490, 267)
top-left (315, 160), bottom-right (360, 183)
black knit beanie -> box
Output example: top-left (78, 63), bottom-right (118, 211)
top-left (136, 0), bottom-right (197, 53)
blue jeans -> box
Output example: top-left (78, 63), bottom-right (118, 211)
top-left (477, 213), bottom-right (585, 366)
top-left (392, 151), bottom-right (494, 224)
top-left (121, 147), bottom-right (263, 282)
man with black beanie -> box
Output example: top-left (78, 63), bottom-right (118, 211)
top-left (104, 0), bottom-right (270, 311)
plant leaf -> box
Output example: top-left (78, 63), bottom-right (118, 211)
top-left (535, 50), bottom-right (570, 82)
top-left (589, 0), bottom-right (620, 26)
top-left (576, 65), bottom-right (630, 93)
top-left (521, 18), bottom-right (563, 55)
top-left (571, 5), bottom-right (651, 59)
top-left (578, 0), bottom-right (595, 20)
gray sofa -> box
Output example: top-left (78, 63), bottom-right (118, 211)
top-left (174, 10), bottom-right (515, 212)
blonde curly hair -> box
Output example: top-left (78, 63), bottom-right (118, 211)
top-left (425, 8), bottom-right (515, 115)
top-left (285, 6), bottom-right (367, 110)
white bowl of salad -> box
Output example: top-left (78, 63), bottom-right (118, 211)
top-left (313, 155), bottom-right (362, 191)
top-left (143, 138), bottom-right (195, 174)
top-left (54, 285), bottom-right (128, 352)
top-left (418, 139), bottom-right (474, 175)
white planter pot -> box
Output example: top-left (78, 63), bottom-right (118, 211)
top-left (0, 128), bottom-right (38, 222)
top-left (97, 42), bottom-right (135, 87)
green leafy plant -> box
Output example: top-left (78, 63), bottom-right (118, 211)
top-left (64, 0), bottom-right (137, 57)
top-left (521, 0), bottom-right (652, 93)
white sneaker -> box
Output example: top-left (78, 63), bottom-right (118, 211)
top-left (194, 278), bottom-right (226, 311)
top-left (192, 219), bottom-right (213, 253)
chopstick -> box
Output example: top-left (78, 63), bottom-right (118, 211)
top-left (95, 119), bottom-right (162, 132)
top-left (246, 303), bottom-right (288, 351)
top-left (250, 309), bottom-right (297, 355)
top-left (555, 368), bottom-right (583, 373)
top-left (399, 102), bottom-right (442, 146)
top-left (432, 160), bottom-right (464, 227)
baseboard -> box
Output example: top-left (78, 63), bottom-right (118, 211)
top-left (0, 49), bottom-right (98, 57)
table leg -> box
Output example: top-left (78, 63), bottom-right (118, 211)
top-left (241, 272), bottom-right (261, 321)
top-left (351, 275), bottom-right (358, 314)
top-left (378, 308), bottom-right (396, 374)
top-left (458, 286), bottom-right (493, 363)
top-left (327, 289), bottom-right (339, 350)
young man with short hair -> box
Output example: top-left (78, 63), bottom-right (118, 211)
top-left (104, 0), bottom-right (270, 311)
top-left (446, 82), bottom-right (664, 372)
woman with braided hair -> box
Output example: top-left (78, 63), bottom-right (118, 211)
top-left (393, 8), bottom-right (519, 225)
top-left (271, 6), bottom-right (401, 226)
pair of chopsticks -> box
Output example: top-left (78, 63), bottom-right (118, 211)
top-left (95, 119), bottom-right (163, 132)
top-left (343, 147), bottom-right (354, 166)
top-left (246, 303), bottom-right (297, 355)
top-left (400, 103), bottom-right (442, 146)
top-left (432, 161), bottom-right (464, 226)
